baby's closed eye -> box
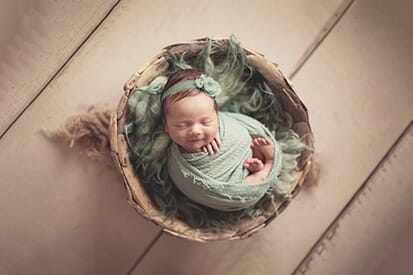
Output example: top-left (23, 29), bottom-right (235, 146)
top-left (174, 123), bottom-right (189, 129)
top-left (201, 119), bottom-right (215, 126)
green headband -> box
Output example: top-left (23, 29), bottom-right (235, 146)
top-left (161, 74), bottom-right (221, 102)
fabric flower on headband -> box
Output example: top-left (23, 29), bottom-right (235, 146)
top-left (194, 75), bottom-right (222, 98)
top-left (160, 74), bottom-right (222, 102)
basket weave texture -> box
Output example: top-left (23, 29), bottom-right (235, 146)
top-left (109, 37), bottom-right (314, 242)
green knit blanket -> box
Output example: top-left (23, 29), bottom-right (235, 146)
top-left (168, 112), bottom-right (282, 211)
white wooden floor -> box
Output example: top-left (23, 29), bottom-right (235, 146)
top-left (0, 0), bottom-right (412, 274)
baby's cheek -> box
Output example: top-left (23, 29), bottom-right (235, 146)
top-left (170, 132), bottom-right (183, 143)
top-left (211, 126), bottom-right (219, 138)
top-left (206, 131), bottom-right (216, 143)
top-left (177, 133), bottom-right (186, 143)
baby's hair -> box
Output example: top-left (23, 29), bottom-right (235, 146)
top-left (161, 69), bottom-right (218, 119)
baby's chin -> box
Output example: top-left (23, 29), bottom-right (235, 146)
top-left (181, 145), bottom-right (203, 153)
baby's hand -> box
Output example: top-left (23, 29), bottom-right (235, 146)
top-left (201, 134), bottom-right (222, 155)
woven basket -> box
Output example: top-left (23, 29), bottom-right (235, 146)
top-left (109, 37), bottom-right (315, 242)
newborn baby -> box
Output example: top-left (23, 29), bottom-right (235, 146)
top-left (162, 69), bottom-right (275, 184)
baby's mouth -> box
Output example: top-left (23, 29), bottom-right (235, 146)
top-left (188, 138), bottom-right (203, 142)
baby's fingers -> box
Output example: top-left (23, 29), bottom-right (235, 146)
top-left (201, 144), bottom-right (213, 154)
top-left (211, 139), bottom-right (220, 153)
top-left (206, 143), bottom-right (214, 155)
top-left (214, 135), bottom-right (222, 148)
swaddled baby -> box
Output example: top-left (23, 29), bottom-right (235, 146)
top-left (162, 69), bottom-right (282, 211)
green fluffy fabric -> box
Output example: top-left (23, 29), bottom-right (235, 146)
top-left (126, 37), bottom-right (307, 229)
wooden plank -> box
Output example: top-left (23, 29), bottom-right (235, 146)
top-left (295, 122), bottom-right (413, 274)
top-left (0, 0), bottom-right (119, 137)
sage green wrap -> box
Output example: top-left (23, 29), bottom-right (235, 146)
top-left (168, 111), bottom-right (282, 211)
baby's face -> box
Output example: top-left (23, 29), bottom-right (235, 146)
top-left (164, 93), bottom-right (218, 153)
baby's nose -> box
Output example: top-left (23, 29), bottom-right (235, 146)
top-left (189, 125), bottom-right (202, 136)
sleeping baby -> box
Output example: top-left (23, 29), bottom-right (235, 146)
top-left (161, 69), bottom-right (282, 211)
